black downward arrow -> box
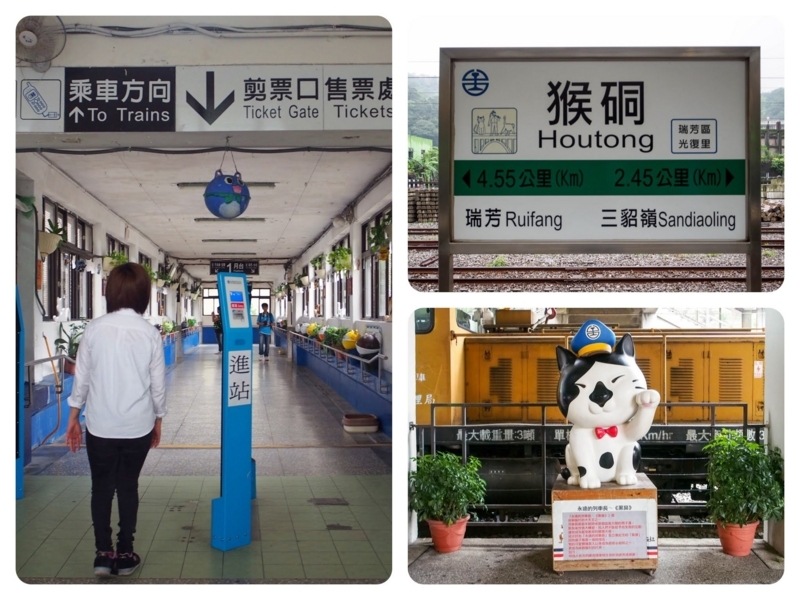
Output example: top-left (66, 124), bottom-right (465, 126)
top-left (725, 168), bottom-right (735, 187)
top-left (462, 169), bottom-right (471, 188)
top-left (186, 71), bottom-right (235, 125)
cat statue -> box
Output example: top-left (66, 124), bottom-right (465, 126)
top-left (556, 319), bottom-right (660, 489)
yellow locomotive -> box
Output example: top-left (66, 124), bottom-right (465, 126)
top-left (414, 309), bottom-right (766, 507)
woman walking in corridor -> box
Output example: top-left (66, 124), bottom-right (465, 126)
top-left (66, 263), bottom-right (166, 578)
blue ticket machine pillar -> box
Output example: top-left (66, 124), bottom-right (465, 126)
top-left (211, 273), bottom-right (255, 551)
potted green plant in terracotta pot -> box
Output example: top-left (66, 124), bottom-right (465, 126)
top-left (409, 452), bottom-right (486, 553)
top-left (704, 429), bottom-right (784, 556)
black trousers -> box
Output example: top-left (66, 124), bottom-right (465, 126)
top-left (215, 329), bottom-right (223, 350)
top-left (86, 429), bottom-right (153, 553)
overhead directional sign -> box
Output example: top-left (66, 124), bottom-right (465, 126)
top-left (64, 67), bottom-right (176, 133)
top-left (451, 59), bottom-right (748, 242)
top-left (210, 260), bottom-right (259, 275)
top-left (176, 65), bottom-right (392, 132)
top-left (185, 71), bottom-right (235, 125)
top-left (16, 64), bottom-right (392, 133)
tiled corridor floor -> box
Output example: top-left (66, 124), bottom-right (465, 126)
top-left (17, 344), bottom-right (391, 583)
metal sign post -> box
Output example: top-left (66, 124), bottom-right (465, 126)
top-left (211, 272), bottom-right (255, 551)
top-left (439, 47), bottom-right (761, 291)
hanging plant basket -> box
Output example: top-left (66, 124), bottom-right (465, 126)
top-left (156, 278), bottom-right (166, 287)
top-left (102, 257), bottom-right (114, 272)
top-left (289, 282), bottom-right (296, 290)
top-left (300, 275), bottom-right (310, 287)
top-left (38, 231), bottom-right (62, 257)
top-left (377, 246), bottom-right (390, 261)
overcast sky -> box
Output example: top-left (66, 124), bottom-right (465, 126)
top-left (408, 15), bottom-right (785, 92)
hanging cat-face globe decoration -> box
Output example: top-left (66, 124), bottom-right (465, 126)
top-left (203, 170), bottom-right (251, 219)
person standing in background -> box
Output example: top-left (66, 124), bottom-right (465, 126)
top-left (257, 302), bottom-right (275, 361)
top-left (213, 306), bottom-right (223, 354)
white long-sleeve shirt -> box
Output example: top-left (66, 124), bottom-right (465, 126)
top-left (68, 308), bottom-right (167, 438)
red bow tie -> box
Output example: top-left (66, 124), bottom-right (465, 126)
top-left (595, 426), bottom-right (618, 439)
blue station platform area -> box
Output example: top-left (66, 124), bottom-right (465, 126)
top-left (16, 343), bottom-right (391, 583)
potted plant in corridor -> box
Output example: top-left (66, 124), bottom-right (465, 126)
top-left (155, 268), bottom-right (171, 288)
top-left (328, 246), bottom-right (352, 274)
top-left (310, 254), bottom-right (326, 280)
top-left (368, 211), bottom-right (392, 261)
top-left (103, 250), bottom-right (129, 273)
top-left (142, 262), bottom-right (157, 283)
top-left (323, 326), bottom-right (347, 360)
top-left (409, 452), bottom-right (486, 553)
top-left (704, 429), bottom-right (784, 556)
top-left (55, 321), bottom-right (87, 375)
top-left (39, 219), bottom-right (66, 257)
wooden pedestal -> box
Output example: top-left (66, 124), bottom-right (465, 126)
top-left (552, 473), bottom-right (658, 574)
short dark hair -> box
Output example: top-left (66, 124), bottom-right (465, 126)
top-left (261, 303), bottom-right (268, 308)
top-left (106, 263), bottom-right (151, 314)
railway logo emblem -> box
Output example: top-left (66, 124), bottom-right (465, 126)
top-left (471, 108), bottom-right (517, 154)
top-left (462, 69), bottom-right (489, 96)
top-left (585, 324), bottom-right (601, 339)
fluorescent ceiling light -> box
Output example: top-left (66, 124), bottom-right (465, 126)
top-left (176, 182), bottom-right (276, 188)
top-left (211, 252), bottom-right (257, 256)
top-left (202, 238), bottom-right (257, 243)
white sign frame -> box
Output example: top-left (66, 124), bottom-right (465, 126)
top-left (438, 47), bottom-right (761, 291)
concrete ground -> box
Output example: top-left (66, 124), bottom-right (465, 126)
top-left (408, 538), bottom-right (783, 584)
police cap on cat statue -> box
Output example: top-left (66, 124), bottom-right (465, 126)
top-left (556, 320), bottom-right (660, 489)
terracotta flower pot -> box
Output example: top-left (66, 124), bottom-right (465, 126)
top-left (428, 515), bottom-right (470, 553)
top-left (716, 520), bottom-right (759, 556)
top-left (64, 360), bottom-right (77, 375)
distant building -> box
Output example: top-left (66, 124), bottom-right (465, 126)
top-left (761, 120), bottom-right (785, 155)
top-left (408, 135), bottom-right (433, 160)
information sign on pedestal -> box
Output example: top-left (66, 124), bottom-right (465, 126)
top-left (552, 474), bottom-right (658, 573)
top-left (211, 272), bottom-right (256, 551)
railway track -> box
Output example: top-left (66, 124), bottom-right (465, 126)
top-left (409, 239), bottom-right (784, 250)
top-left (408, 265), bottom-right (785, 285)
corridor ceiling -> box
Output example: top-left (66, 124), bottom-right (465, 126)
top-left (16, 130), bottom-right (392, 286)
